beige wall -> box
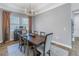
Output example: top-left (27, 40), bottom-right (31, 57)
top-left (0, 9), bottom-right (3, 43)
top-left (32, 4), bottom-right (72, 55)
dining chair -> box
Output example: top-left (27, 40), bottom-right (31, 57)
top-left (40, 32), bottom-right (45, 37)
top-left (18, 29), bottom-right (22, 49)
top-left (34, 31), bottom-right (38, 35)
top-left (36, 33), bottom-right (53, 56)
top-left (18, 33), bottom-right (24, 52)
top-left (18, 29), bottom-right (27, 52)
top-left (22, 29), bottom-right (27, 35)
top-left (19, 31), bottom-right (34, 54)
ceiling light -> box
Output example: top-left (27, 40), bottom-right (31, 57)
top-left (25, 4), bottom-right (36, 16)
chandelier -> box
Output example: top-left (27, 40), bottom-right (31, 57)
top-left (25, 4), bottom-right (35, 16)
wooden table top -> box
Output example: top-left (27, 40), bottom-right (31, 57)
top-left (18, 33), bottom-right (45, 46)
top-left (29, 35), bottom-right (45, 46)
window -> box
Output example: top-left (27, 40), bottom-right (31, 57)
top-left (10, 15), bottom-right (20, 31)
top-left (21, 17), bottom-right (29, 30)
top-left (10, 14), bottom-right (29, 40)
top-left (10, 15), bottom-right (29, 32)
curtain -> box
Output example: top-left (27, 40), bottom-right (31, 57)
top-left (29, 16), bottom-right (32, 33)
top-left (2, 11), bottom-right (10, 43)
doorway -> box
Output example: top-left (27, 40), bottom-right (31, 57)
top-left (72, 13), bottom-right (79, 41)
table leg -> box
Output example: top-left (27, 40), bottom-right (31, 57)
top-left (32, 46), bottom-right (39, 56)
top-left (27, 41), bottom-right (29, 56)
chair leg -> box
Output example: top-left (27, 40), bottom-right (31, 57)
top-left (49, 50), bottom-right (50, 56)
top-left (36, 50), bottom-right (41, 56)
top-left (18, 44), bottom-right (20, 49)
top-left (43, 52), bottom-right (45, 56)
top-left (32, 46), bottom-right (38, 56)
top-left (33, 48), bottom-right (37, 56)
top-left (43, 50), bottom-right (45, 56)
top-left (46, 50), bottom-right (51, 56)
top-left (24, 45), bottom-right (26, 53)
top-left (19, 45), bottom-right (22, 52)
top-left (31, 46), bottom-right (35, 56)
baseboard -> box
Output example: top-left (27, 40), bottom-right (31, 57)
top-left (51, 41), bottom-right (72, 51)
top-left (0, 40), bottom-right (3, 44)
top-left (0, 41), bottom-right (2, 43)
top-left (0, 39), bottom-right (15, 44)
top-left (72, 38), bottom-right (75, 42)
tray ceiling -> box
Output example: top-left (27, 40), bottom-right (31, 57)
top-left (0, 3), bottom-right (65, 16)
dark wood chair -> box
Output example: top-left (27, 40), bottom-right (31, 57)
top-left (18, 33), bottom-right (24, 52)
top-left (34, 31), bottom-right (38, 35)
top-left (36, 33), bottom-right (53, 56)
top-left (18, 30), bottom-right (35, 54)
top-left (18, 29), bottom-right (27, 52)
top-left (40, 32), bottom-right (45, 37)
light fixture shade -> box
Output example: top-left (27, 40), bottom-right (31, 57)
top-left (25, 8), bottom-right (35, 16)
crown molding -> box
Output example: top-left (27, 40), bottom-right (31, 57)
top-left (0, 4), bottom-right (24, 14)
top-left (34, 3), bottom-right (66, 16)
top-left (0, 3), bottom-right (66, 16)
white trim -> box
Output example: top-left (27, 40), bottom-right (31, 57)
top-left (0, 40), bottom-right (3, 43)
top-left (72, 37), bottom-right (75, 41)
top-left (0, 4), bottom-right (24, 14)
top-left (0, 3), bottom-right (66, 16)
top-left (51, 41), bottom-right (72, 50)
top-left (24, 3), bottom-right (66, 16)
top-left (35, 3), bottom-right (66, 16)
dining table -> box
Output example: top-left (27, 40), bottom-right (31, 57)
top-left (17, 33), bottom-right (45, 56)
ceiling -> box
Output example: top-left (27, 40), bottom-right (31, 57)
top-left (71, 3), bottom-right (79, 14)
top-left (0, 3), bottom-right (65, 16)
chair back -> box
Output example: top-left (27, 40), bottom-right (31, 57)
top-left (22, 29), bottom-right (27, 35)
top-left (44, 33), bottom-right (53, 53)
top-left (34, 31), bottom-right (38, 35)
top-left (40, 32), bottom-right (45, 37)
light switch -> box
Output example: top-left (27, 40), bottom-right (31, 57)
top-left (64, 27), bottom-right (66, 31)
